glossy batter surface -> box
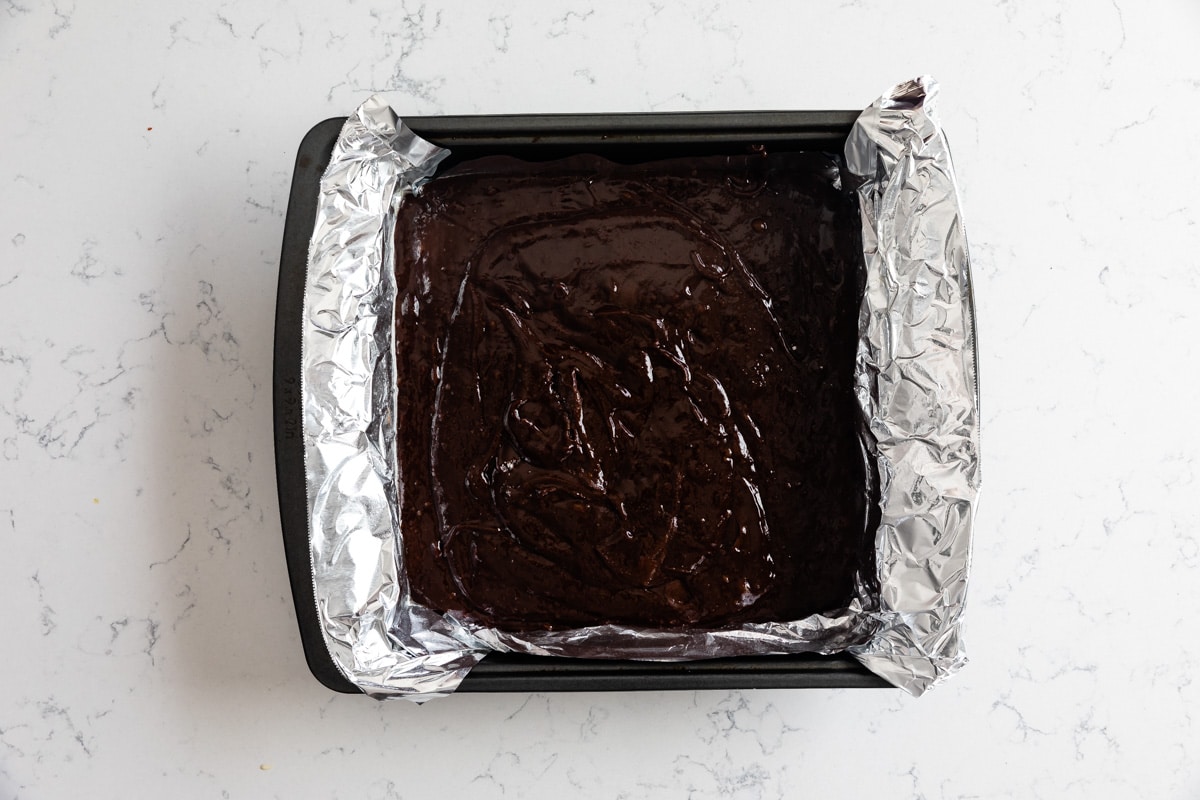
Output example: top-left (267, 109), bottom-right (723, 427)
top-left (394, 150), bottom-right (869, 630)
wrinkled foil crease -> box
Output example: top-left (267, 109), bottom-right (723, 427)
top-left (845, 76), bottom-right (981, 696)
top-left (302, 78), bottom-right (978, 700)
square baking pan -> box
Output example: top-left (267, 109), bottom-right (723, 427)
top-left (274, 111), bottom-right (891, 694)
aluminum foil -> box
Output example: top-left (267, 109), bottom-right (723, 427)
top-left (302, 97), bottom-right (487, 700)
top-left (845, 76), bottom-right (981, 695)
top-left (301, 78), bottom-right (979, 700)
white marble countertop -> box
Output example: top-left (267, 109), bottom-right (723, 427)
top-left (3, 1), bottom-right (1198, 797)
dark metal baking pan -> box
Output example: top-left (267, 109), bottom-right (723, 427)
top-left (274, 110), bottom-right (890, 694)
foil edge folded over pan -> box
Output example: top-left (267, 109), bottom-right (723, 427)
top-left (845, 76), bottom-right (982, 696)
top-left (302, 97), bottom-right (487, 700)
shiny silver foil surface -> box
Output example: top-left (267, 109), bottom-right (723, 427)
top-left (302, 97), bottom-right (488, 700)
top-left (302, 80), bottom-right (978, 700)
top-left (845, 76), bottom-right (981, 695)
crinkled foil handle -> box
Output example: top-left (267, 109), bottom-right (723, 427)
top-left (302, 97), bottom-right (490, 700)
top-left (845, 76), bottom-right (982, 695)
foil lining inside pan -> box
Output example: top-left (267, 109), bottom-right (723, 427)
top-left (300, 77), bottom-right (980, 700)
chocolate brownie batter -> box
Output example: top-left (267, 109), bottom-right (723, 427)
top-left (393, 149), bottom-right (869, 631)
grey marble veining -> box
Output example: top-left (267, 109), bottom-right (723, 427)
top-left (2, 0), bottom-right (1199, 797)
